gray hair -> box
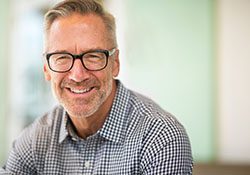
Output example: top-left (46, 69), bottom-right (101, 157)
top-left (44, 0), bottom-right (117, 47)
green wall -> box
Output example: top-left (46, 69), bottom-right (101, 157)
top-left (0, 0), bottom-right (9, 165)
top-left (125, 0), bottom-right (215, 162)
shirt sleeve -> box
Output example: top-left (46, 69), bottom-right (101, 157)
top-left (0, 167), bottom-right (11, 175)
top-left (140, 121), bottom-right (193, 175)
top-left (5, 126), bottom-right (37, 175)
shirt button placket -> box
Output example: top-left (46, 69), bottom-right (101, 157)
top-left (82, 138), bottom-right (95, 174)
top-left (84, 161), bottom-right (91, 168)
top-left (78, 141), bottom-right (87, 174)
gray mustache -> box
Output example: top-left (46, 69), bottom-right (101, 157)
top-left (61, 79), bottom-right (100, 87)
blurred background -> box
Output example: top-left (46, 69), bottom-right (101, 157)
top-left (0, 0), bottom-right (250, 174)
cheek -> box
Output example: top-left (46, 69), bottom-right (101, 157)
top-left (95, 70), bottom-right (113, 89)
top-left (50, 74), bottom-right (64, 90)
top-left (50, 76), bottom-right (65, 100)
top-left (104, 67), bottom-right (114, 81)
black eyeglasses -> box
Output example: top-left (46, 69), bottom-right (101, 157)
top-left (46, 48), bottom-right (116, 73)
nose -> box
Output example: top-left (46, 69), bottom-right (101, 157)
top-left (68, 59), bottom-right (90, 82)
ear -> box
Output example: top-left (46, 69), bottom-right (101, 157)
top-left (112, 49), bottom-right (120, 77)
top-left (43, 64), bottom-right (51, 81)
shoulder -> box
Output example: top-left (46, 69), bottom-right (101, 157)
top-left (128, 91), bottom-right (192, 173)
top-left (6, 106), bottom-right (65, 172)
top-left (130, 91), bottom-right (183, 130)
top-left (13, 105), bottom-right (64, 154)
top-left (128, 90), bottom-right (190, 145)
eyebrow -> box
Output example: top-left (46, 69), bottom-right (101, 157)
top-left (46, 47), bottom-right (107, 55)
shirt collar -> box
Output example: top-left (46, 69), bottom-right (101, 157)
top-left (59, 109), bottom-right (69, 143)
top-left (58, 80), bottom-right (131, 144)
top-left (59, 108), bottom-right (84, 143)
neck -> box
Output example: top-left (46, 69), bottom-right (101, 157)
top-left (69, 80), bottom-right (117, 139)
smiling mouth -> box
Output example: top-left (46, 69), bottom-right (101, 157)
top-left (69, 87), bottom-right (94, 94)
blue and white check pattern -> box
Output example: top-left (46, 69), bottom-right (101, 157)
top-left (4, 81), bottom-right (193, 174)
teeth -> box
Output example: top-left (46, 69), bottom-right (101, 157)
top-left (70, 88), bottom-right (91, 94)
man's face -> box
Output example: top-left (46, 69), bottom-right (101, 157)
top-left (44, 13), bottom-right (119, 118)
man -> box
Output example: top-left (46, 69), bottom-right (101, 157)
top-left (3, 0), bottom-right (193, 174)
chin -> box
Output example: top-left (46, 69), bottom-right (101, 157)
top-left (63, 103), bottom-right (99, 118)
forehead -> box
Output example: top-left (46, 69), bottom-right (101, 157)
top-left (45, 13), bottom-right (109, 52)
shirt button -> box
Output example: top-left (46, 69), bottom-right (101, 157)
top-left (85, 161), bottom-right (90, 168)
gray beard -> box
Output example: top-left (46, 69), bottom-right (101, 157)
top-left (52, 78), bottom-right (113, 119)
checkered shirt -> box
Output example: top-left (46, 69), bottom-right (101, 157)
top-left (4, 81), bottom-right (193, 174)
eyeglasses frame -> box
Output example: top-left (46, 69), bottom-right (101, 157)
top-left (46, 48), bottom-right (116, 73)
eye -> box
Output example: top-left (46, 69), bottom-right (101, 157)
top-left (84, 52), bottom-right (106, 60)
top-left (50, 54), bottom-right (72, 65)
top-left (55, 55), bottom-right (71, 61)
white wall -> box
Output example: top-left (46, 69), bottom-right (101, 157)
top-left (218, 0), bottom-right (250, 163)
